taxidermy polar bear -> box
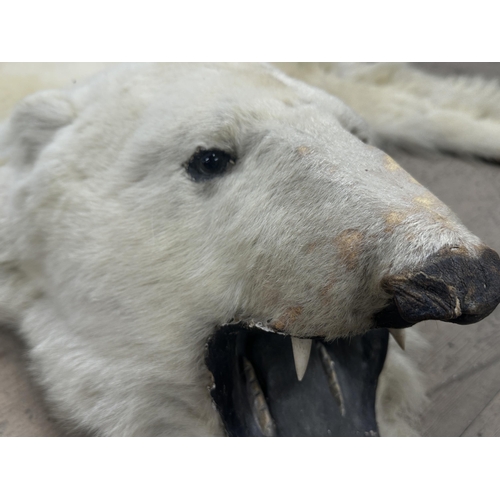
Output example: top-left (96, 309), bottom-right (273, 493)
top-left (0, 63), bottom-right (499, 436)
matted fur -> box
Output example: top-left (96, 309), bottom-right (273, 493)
top-left (0, 63), bottom-right (496, 436)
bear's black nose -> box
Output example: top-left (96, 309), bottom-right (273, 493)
top-left (374, 246), bottom-right (500, 328)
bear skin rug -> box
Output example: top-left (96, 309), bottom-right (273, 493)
top-left (0, 63), bottom-right (499, 436)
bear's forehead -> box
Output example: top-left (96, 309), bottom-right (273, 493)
top-left (72, 63), bottom-right (368, 169)
top-left (144, 63), bottom-right (352, 122)
top-left (73, 63), bottom-right (361, 145)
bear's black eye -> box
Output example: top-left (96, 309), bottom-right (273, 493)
top-left (186, 149), bottom-right (235, 181)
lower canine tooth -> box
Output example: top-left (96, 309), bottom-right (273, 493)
top-left (291, 337), bottom-right (312, 381)
top-left (242, 357), bottom-right (276, 437)
top-left (389, 329), bottom-right (406, 350)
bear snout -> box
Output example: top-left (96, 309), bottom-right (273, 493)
top-left (374, 245), bottom-right (500, 328)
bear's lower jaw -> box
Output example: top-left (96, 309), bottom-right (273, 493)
top-left (205, 322), bottom-right (389, 437)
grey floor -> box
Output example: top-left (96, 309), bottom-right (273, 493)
top-left (0, 63), bottom-right (499, 436)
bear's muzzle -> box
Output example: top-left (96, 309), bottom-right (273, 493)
top-left (374, 246), bottom-right (500, 328)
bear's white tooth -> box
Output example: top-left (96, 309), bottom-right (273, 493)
top-left (243, 357), bottom-right (276, 437)
top-left (389, 329), bottom-right (406, 350)
top-left (291, 337), bottom-right (312, 381)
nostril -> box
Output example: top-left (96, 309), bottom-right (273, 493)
top-left (374, 245), bottom-right (500, 328)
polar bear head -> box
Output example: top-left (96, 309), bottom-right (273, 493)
top-left (1, 63), bottom-right (499, 436)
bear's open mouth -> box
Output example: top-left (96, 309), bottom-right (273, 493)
top-left (205, 322), bottom-right (389, 437)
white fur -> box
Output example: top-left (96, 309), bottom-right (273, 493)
top-left (277, 63), bottom-right (500, 159)
top-left (0, 63), bottom-right (493, 436)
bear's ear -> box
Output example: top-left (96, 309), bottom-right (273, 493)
top-left (5, 89), bottom-right (75, 166)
